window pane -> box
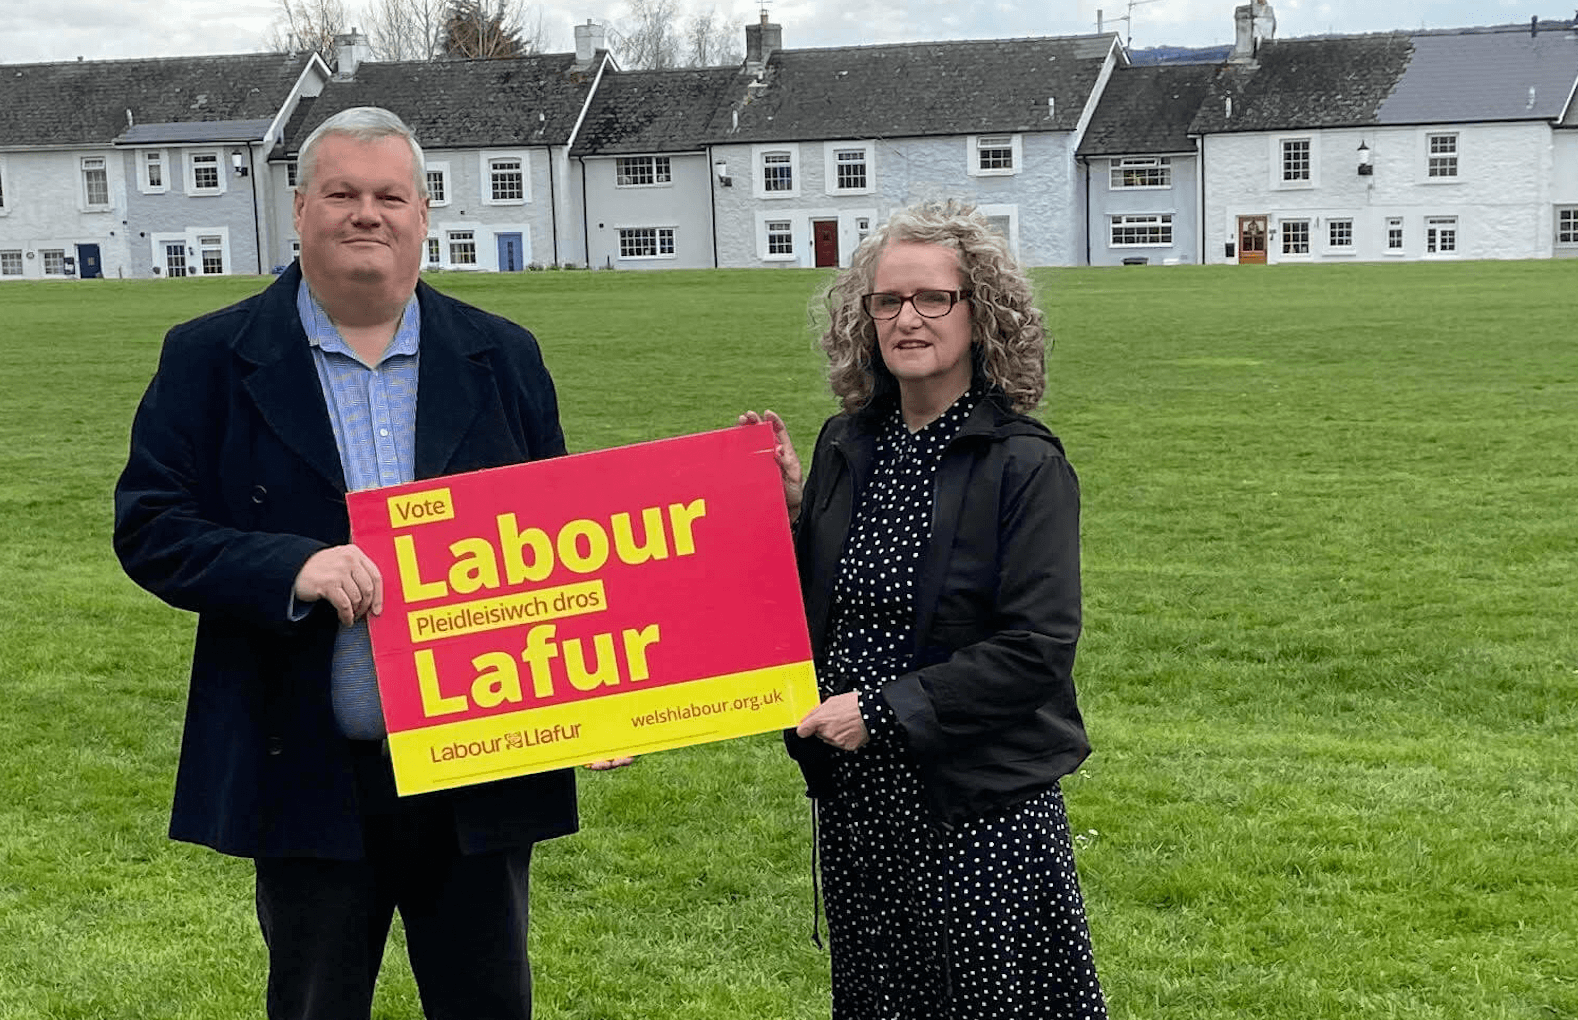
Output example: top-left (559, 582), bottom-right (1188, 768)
top-left (1559, 209), bottom-right (1578, 245)
top-left (1281, 220), bottom-right (1310, 254)
top-left (43, 249), bottom-right (66, 275)
top-left (194, 154), bottom-right (219, 190)
top-left (490, 159), bottom-right (523, 201)
top-left (449, 230), bottom-right (476, 264)
top-left (1110, 214), bottom-right (1172, 246)
top-left (763, 152), bottom-right (793, 192)
top-left (147, 153), bottom-right (163, 188)
top-left (978, 136), bottom-right (1013, 170)
top-left (1329, 219), bottom-right (1353, 247)
top-left (83, 158), bottom-right (108, 206)
top-left (1428, 134), bottom-right (1458, 178)
top-left (0, 251), bottom-right (22, 276)
top-left (1282, 140), bottom-right (1310, 181)
top-left (835, 149), bottom-right (866, 190)
top-left (426, 169), bottom-right (445, 202)
top-left (766, 220), bottom-right (792, 255)
top-left (200, 236), bottom-right (224, 275)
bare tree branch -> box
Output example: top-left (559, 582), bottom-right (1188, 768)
top-left (266, 0), bottom-right (350, 63)
top-left (364, 0), bottom-right (448, 60)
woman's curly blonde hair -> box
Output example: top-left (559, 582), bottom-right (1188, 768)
top-left (816, 199), bottom-right (1048, 415)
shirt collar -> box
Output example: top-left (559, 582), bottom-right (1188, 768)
top-left (297, 277), bottom-right (421, 365)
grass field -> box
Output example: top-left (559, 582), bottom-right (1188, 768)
top-left (0, 260), bottom-right (1574, 1019)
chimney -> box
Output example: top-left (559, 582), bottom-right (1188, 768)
top-left (1228, 0), bottom-right (1275, 64)
top-left (575, 20), bottom-right (605, 68)
top-left (745, 12), bottom-right (782, 73)
top-left (334, 29), bottom-right (372, 78)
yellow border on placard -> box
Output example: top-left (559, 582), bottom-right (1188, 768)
top-left (388, 661), bottom-right (819, 795)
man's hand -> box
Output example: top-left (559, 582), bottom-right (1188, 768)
top-left (584, 757), bottom-right (637, 771)
top-left (293, 544), bottom-right (383, 626)
top-left (737, 409), bottom-right (803, 521)
top-left (795, 691), bottom-right (869, 751)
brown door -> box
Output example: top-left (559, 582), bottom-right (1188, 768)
top-left (1237, 216), bottom-right (1267, 264)
top-left (813, 220), bottom-right (839, 268)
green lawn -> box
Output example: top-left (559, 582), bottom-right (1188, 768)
top-left (0, 262), bottom-right (1573, 1019)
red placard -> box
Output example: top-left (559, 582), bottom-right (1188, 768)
top-left (347, 424), bottom-right (819, 795)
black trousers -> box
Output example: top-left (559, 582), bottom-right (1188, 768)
top-left (254, 742), bottom-right (534, 1020)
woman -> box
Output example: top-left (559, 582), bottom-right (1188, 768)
top-left (744, 200), bottom-right (1104, 1019)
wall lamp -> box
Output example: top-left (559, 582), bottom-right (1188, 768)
top-left (232, 150), bottom-right (248, 177)
top-left (714, 160), bottom-right (732, 187)
top-left (1357, 140), bottom-right (1373, 176)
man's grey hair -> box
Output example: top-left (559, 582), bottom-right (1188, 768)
top-left (296, 107), bottom-right (428, 200)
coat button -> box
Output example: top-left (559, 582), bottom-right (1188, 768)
top-left (252, 485), bottom-right (267, 505)
top-left (267, 737), bottom-right (284, 756)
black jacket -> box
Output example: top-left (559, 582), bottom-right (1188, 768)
top-left (114, 263), bottom-right (578, 859)
top-left (785, 392), bottom-right (1090, 827)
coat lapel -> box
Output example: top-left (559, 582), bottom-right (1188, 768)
top-left (236, 265), bottom-right (347, 494)
top-left (412, 280), bottom-right (491, 480)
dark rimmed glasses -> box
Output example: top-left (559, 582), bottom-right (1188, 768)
top-left (861, 289), bottom-right (971, 320)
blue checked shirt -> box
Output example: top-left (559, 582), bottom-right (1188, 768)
top-left (297, 280), bottom-right (421, 740)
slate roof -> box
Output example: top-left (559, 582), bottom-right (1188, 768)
top-left (1189, 34), bottom-right (1415, 134)
top-left (118, 118), bottom-right (278, 144)
top-left (1079, 63), bottom-right (1218, 155)
top-left (0, 52), bottom-right (315, 147)
top-left (705, 34), bottom-right (1121, 142)
top-left (1378, 30), bottom-right (1578, 123)
top-left (280, 53), bottom-right (604, 153)
top-left (573, 67), bottom-right (740, 155)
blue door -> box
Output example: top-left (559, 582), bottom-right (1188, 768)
top-left (76, 244), bottom-right (102, 279)
top-left (496, 233), bottom-right (523, 272)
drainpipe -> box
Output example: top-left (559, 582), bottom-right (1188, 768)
top-left (246, 142), bottom-right (265, 274)
top-left (544, 145), bottom-right (559, 267)
top-left (1081, 155), bottom-right (1091, 265)
top-left (707, 144), bottom-right (720, 268)
top-left (1197, 136), bottom-right (1206, 264)
top-left (579, 157), bottom-right (590, 270)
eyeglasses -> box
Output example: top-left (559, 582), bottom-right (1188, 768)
top-left (861, 290), bottom-right (971, 320)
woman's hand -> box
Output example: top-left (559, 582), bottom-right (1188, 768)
top-left (795, 691), bottom-right (868, 751)
top-left (738, 410), bottom-right (803, 522)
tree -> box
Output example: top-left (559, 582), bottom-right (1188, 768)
top-left (684, 9), bottom-right (742, 67)
top-left (266, 0), bottom-right (350, 64)
top-left (616, 0), bottom-right (680, 70)
top-left (439, 0), bottom-right (545, 59)
top-left (363, 0), bottom-right (449, 61)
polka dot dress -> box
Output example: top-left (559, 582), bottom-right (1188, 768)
top-left (816, 391), bottom-right (1106, 1020)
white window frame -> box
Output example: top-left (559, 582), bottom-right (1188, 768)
top-left (1110, 213), bottom-right (1174, 247)
top-left (967, 134), bottom-right (1022, 177)
top-left (1273, 135), bottom-right (1318, 190)
top-left (1385, 216), bottom-right (1405, 255)
top-left (425, 236), bottom-right (441, 266)
top-left (286, 160), bottom-right (298, 189)
top-left (1425, 216), bottom-right (1458, 257)
top-left (753, 144), bottom-right (801, 199)
top-left (480, 151), bottom-right (529, 205)
top-left (617, 225), bottom-right (677, 260)
top-left (425, 161), bottom-right (449, 206)
top-left (1424, 132), bottom-right (1459, 181)
top-left (1, 249), bottom-right (23, 276)
top-left (614, 155), bottom-right (673, 188)
top-left (1279, 217), bottom-right (1312, 256)
top-left (823, 142), bottom-right (874, 195)
top-left (80, 155), bottom-right (111, 211)
top-left (139, 150), bottom-right (169, 194)
top-left (1556, 207), bottom-right (1578, 247)
top-left (291, 238), bottom-right (302, 261)
top-left (979, 204), bottom-right (1020, 259)
top-left (1327, 218), bottom-right (1355, 253)
top-left (41, 249), bottom-right (67, 276)
top-left (448, 229), bottom-right (479, 266)
top-left (197, 234), bottom-right (227, 276)
top-left (757, 214), bottom-right (796, 261)
top-left (187, 150), bottom-right (226, 196)
top-left (1109, 156), bottom-right (1172, 189)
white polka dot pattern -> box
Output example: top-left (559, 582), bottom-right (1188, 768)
top-left (815, 390), bottom-right (1106, 1019)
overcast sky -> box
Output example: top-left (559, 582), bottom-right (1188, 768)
top-left (1, 0), bottom-right (1546, 65)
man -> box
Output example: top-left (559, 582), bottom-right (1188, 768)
top-left (115, 107), bottom-right (582, 1020)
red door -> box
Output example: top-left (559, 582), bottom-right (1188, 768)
top-left (813, 220), bottom-right (838, 268)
